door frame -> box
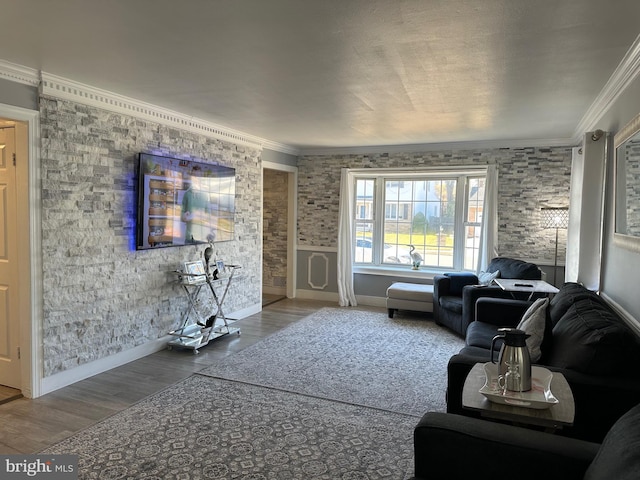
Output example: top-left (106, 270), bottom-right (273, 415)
top-left (262, 161), bottom-right (297, 299)
top-left (0, 103), bottom-right (41, 398)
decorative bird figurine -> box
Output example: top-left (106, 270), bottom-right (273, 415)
top-left (409, 245), bottom-right (423, 270)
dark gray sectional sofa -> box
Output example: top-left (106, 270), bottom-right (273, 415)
top-left (446, 282), bottom-right (640, 442)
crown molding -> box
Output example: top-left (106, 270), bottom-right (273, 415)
top-left (574, 33), bottom-right (640, 142)
top-left (260, 139), bottom-right (300, 156)
top-left (298, 136), bottom-right (575, 156)
top-left (0, 59), bottom-right (40, 86)
top-left (39, 72), bottom-right (302, 153)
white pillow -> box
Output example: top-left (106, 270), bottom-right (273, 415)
top-left (517, 297), bottom-right (549, 362)
top-left (478, 270), bottom-right (500, 286)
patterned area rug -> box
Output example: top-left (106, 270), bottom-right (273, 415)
top-left (199, 307), bottom-right (464, 416)
top-left (42, 376), bottom-right (416, 479)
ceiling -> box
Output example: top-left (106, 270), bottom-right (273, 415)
top-left (0, 0), bottom-right (639, 152)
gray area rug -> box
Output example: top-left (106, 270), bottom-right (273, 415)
top-left (42, 376), bottom-right (416, 479)
top-left (42, 307), bottom-right (463, 479)
top-left (200, 307), bottom-right (464, 416)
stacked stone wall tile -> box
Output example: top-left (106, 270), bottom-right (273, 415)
top-left (263, 169), bottom-right (288, 290)
top-left (40, 96), bottom-right (261, 376)
top-left (297, 147), bottom-right (572, 262)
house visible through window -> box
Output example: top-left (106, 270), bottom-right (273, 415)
top-left (353, 170), bottom-right (486, 270)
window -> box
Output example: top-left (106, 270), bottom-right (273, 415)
top-left (353, 171), bottom-right (486, 270)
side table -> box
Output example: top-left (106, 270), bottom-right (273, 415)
top-left (462, 362), bottom-right (575, 432)
top-left (494, 278), bottom-right (559, 301)
top-left (168, 265), bottom-right (242, 353)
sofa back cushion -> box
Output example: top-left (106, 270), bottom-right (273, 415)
top-left (549, 282), bottom-right (603, 326)
top-left (584, 402), bottom-right (640, 480)
top-left (546, 298), bottom-right (640, 376)
top-left (443, 272), bottom-right (478, 295)
top-left (487, 257), bottom-right (541, 280)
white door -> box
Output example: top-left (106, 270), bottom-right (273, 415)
top-left (0, 126), bottom-right (20, 388)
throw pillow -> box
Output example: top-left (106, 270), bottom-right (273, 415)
top-left (478, 270), bottom-right (500, 286)
top-left (517, 297), bottom-right (549, 362)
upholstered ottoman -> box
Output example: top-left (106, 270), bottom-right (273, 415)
top-left (386, 282), bottom-right (434, 318)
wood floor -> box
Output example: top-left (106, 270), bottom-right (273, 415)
top-left (0, 298), bottom-right (360, 454)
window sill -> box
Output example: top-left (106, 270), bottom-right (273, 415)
top-left (353, 265), bottom-right (452, 279)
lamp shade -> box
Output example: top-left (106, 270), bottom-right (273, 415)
top-left (541, 207), bottom-right (569, 229)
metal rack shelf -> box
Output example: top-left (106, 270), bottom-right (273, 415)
top-left (168, 265), bottom-right (241, 353)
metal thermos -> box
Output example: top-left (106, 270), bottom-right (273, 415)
top-left (490, 327), bottom-right (532, 392)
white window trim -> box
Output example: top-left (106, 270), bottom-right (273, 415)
top-left (350, 166), bottom-right (489, 274)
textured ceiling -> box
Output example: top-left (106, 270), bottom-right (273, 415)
top-left (0, 0), bottom-right (639, 151)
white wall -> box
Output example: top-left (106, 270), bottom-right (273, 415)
top-left (595, 76), bottom-right (640, 322)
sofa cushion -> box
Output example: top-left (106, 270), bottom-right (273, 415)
top-left (465, 320), bottom-right (503, 349)
top-left (444, 272), bottom-right (478, 295)
top-left (487, 257), bottom-right (541, 280)
top-left (547, 298), bottom-right (639, 376)
top-left (458, 345), bottom-right (499, 361)
top-left (517, 297), bottom-right (549, 362)
top-left (549, 282), bottom-right (603, 326)
top-left (584, 403), bottom-right (640, 480)
top-left (439, 296), bottom-right (463, 314)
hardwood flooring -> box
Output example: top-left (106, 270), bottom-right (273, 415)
top-left (0, 298), bottom-right (353, 454)
top-left (0, 386), bottom-right (22, 405)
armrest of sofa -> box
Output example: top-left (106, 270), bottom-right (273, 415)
top-left (434, 273), bottom-right (479, 300)
top-left (413, 412), bottom-right (598, 480)
top-left (460, 285), bottom-right (514, 331)
top-left (549, 367), bottom-right (640, 442)
top-left (446, 352), bottom-right (487, 415)
top-left (432, 274), bottom-right (451, 300)
top-left (474, 297), bottom-right (532, 326)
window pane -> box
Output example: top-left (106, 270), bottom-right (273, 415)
top-left (351, 172), bottom-right (485, 271)
top-left (382, 178), bottom-right (457, 267)
top-left (464, 226), bottom-right (480, 270)
top-left (354, 179), bottom-right (375, 263)
top-left (467, 177), bottom-right (485, 223)
top-left (356, 179), bottom-right (374, 221)
top-left (464, 177), bottom-right (484, 269)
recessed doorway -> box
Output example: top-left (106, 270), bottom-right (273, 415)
top-left (262, 162), bottom-right (297, 306)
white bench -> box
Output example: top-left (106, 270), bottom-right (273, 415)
top-left (386, 282), bottom-right (434, 318)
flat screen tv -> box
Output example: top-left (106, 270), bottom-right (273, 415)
top-left (136, 153), bottom-right (235, 250)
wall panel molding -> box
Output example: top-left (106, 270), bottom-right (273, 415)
top-left (307, 253), bottom-right (329, 290)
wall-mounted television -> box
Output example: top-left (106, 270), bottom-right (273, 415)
top-left (136, 153), bottom-right (235, 250)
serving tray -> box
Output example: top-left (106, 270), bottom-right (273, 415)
top-left (479, 362), bottom-right (559, 409)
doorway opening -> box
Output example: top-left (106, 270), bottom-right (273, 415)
top-left (262, 162), bottom-right (297, 307)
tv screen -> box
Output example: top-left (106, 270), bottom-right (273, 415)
top-left (136, 153), bottom-right (235, 250)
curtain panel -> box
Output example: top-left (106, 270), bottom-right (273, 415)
top-left (337, 168), bottom-right (358, 306)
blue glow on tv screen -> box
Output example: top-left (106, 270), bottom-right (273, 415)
top-left (136, 153), bottom-right (235, 250)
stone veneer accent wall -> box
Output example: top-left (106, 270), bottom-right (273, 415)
top-left (263, 169), bottom-right (288, 292)
top-left (297, 147), bottom-right (572, 263)
top-left (39, 96), bottom-right (262, 376)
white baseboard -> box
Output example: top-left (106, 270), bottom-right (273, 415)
top-left (228, 302), bottom-right (262, 320)
top-left (356, 295), bottom-right (387, 308)
top-left (295, 289), bottom-right (339, 302)
top-left (263, 286), bottom-right (286, 296)
top-left (40, 336), bottom-right (171, 395)
top-left (39, 302), bottom-right (261, 396)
